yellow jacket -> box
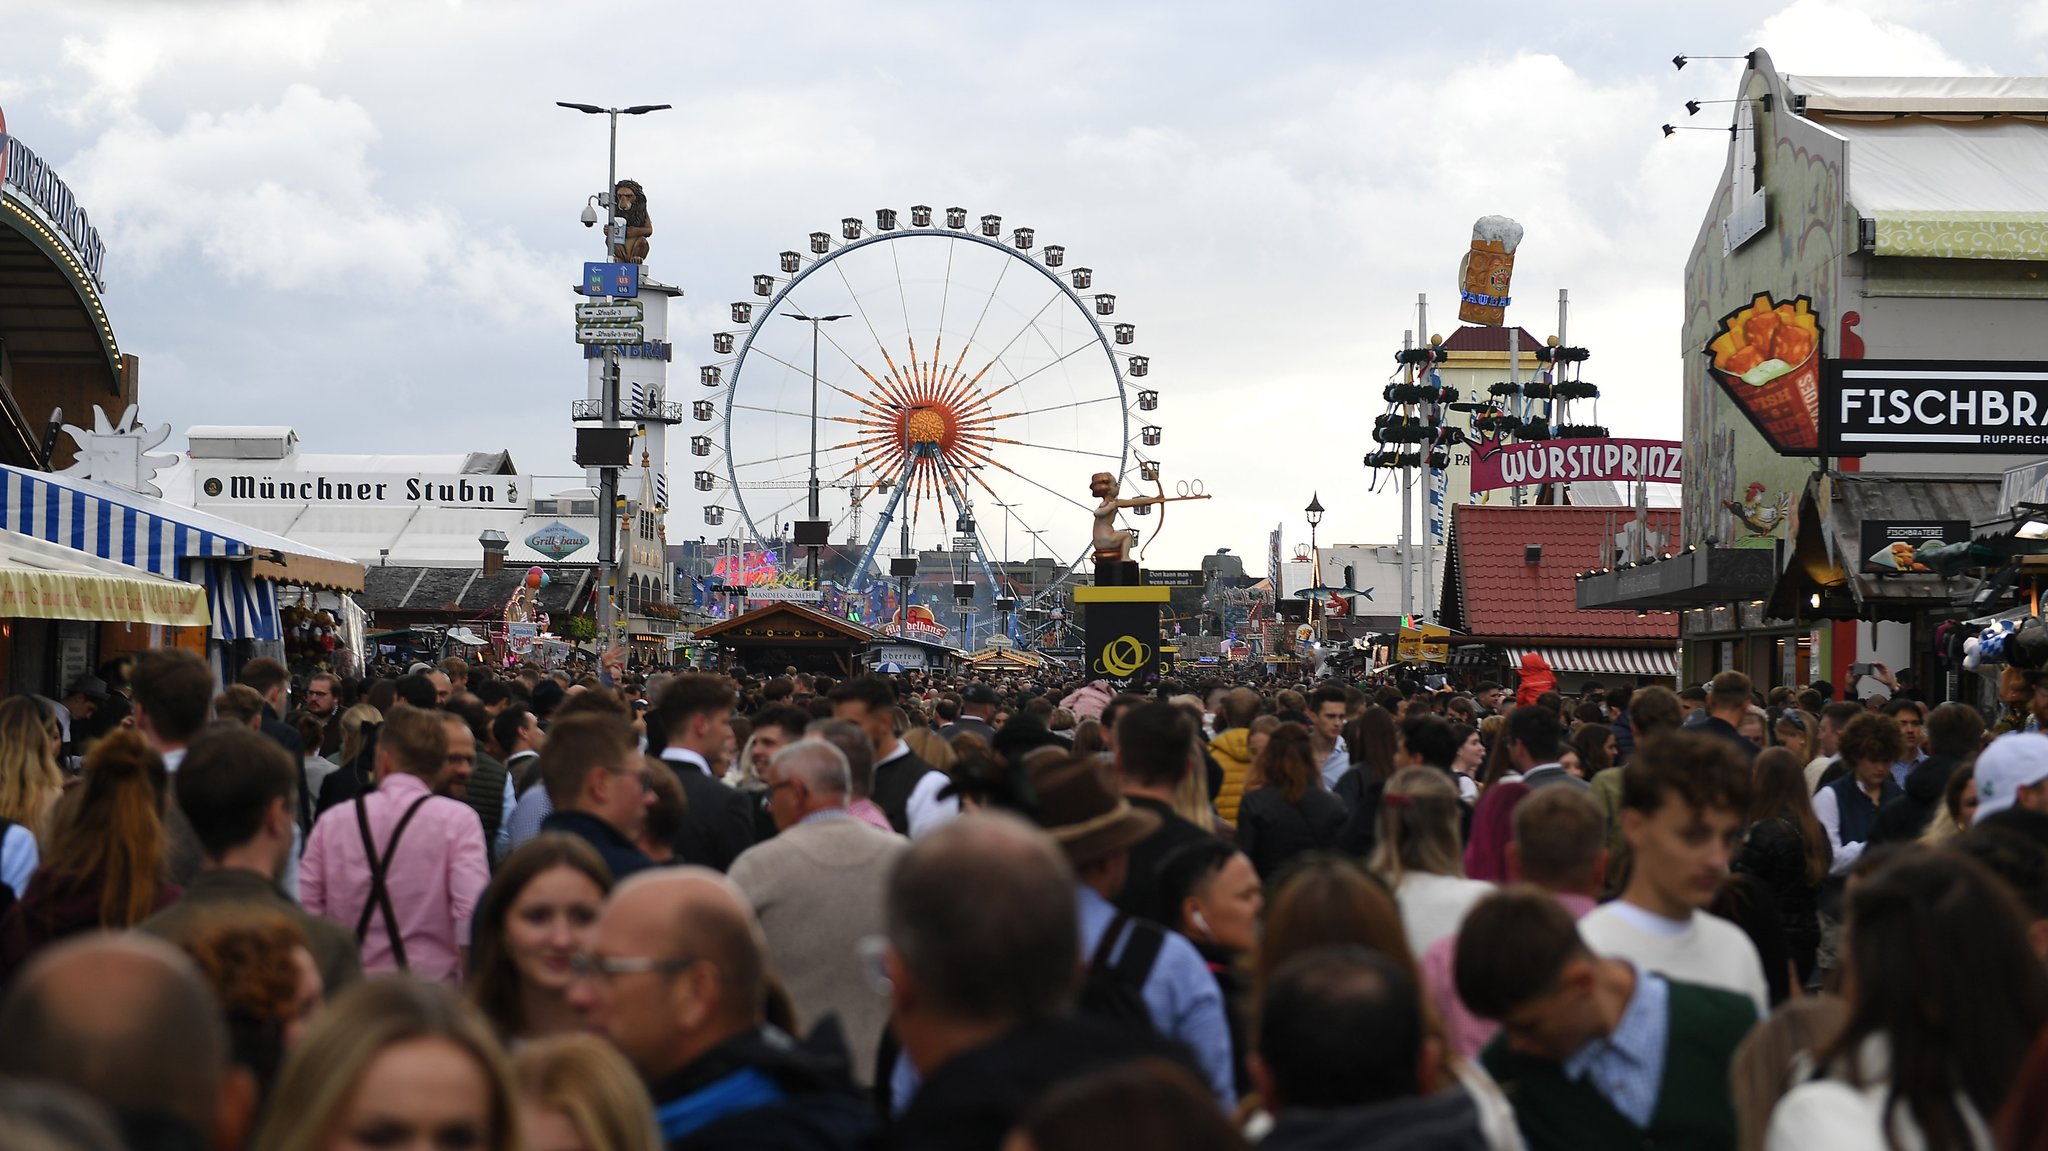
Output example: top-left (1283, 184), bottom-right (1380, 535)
top-left (1209, 728), bottom-right (1253, 825)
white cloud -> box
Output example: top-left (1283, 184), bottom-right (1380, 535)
top-left (52, 0), bottom-right (365, 121)
top-left (64, 85), bottom-right (555, 321)
top-left (1752, 1), bottom-right (1990, 74)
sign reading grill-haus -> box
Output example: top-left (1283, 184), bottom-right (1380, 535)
top-left (1824, 360), bottom-right (2048, 453)
top-left (197, 471), bottom-right (526, 509)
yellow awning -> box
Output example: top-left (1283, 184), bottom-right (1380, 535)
top-left (0, 530), bottom-right (210, 627)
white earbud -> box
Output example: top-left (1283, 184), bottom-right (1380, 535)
top-left (1191, 909), bottom-right (1213, 940)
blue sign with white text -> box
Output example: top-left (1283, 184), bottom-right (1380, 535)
top-left (583, 262), bottom-right (639, 298)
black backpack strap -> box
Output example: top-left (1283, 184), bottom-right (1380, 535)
top-left (1113, 916), bottom-right (1168, 990)
top-left (353, 793), bottom-right (433, 971)
top-left (1089, 912), bottom-right (1132, 979)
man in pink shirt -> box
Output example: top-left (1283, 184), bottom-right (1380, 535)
top-left (1422, 785), bottom-right (1607, 1058)
top-left (301, 704), bottom-right (490, 983)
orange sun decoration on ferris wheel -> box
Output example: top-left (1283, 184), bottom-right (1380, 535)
top-left (825, 335), bottom-right (1031, 515)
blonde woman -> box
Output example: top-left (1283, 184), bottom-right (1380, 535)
top-left (251, 978), bottom-right (521, 1151)
top-left (1370, 766), bottom-right (1493, 958)
top-left (901, 726), bottom-right (956, 774)
top-left (513, 1034), bottom-right (661, 1151)
top-left (0, 697), bottom-right (65, 842)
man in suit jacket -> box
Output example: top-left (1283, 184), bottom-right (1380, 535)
top-left (729, 738), bottom-right (907, 1086)
top-left (650, 674), bottom-right (757, 871)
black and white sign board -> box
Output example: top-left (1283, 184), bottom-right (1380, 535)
top-left (1825, 360), bottom-right (2048, 453)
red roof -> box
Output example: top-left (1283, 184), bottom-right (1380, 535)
top-left (1440, 326), bottom-right (1545, 355)
top-left (1443, 504), bottom-right (1680, 643)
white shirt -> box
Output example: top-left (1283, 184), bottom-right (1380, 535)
top-left (1767, 1036), bottom-right (1989, 1151)
top-left (0, 823), bottom-right (37, 898)
top-left (1319, 736), bottom-right (1350, 791)
top-left (1393, 871), bottom-right (1495, 959)
top-left (1810, 785), bottom-right (1864, 876)
top-left (662, 746), bottom-right (714, 775)
top-left (1579, 900), bottom-right (1770, 1016)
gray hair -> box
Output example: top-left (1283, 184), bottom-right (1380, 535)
top-left (770, 737), bottom-right (850, 797)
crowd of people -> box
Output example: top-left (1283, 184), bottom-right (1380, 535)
top-left (3, 648), bottom-right (2048, 1151)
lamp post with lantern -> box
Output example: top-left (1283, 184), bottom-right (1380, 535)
top-left (1305, 493), bottom-right (1325, 646)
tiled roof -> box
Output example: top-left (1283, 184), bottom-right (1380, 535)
top-left (1440, 326), bottom-right (1546, 355)
top-left (1441, 504), bottom-right (1680, 643)
top-left (359, 566), bottom-right (593, 615)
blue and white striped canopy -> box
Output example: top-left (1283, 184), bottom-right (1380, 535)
top-left (0, 463), bottom-right (279, 641)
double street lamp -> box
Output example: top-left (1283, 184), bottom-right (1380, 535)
top-left (784, 312), bottom-right (848, 585)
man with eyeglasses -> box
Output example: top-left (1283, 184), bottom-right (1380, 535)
top-left (729, 739), bottom-right (906, 1087)
top-left (303, 672), bottom-right (344, 756)
top-left (538, 713), bottom-right (656, 881)
top-left (569, 869), bottom-right (873, 1149)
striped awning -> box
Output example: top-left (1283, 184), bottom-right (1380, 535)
top-left (1507, 645), bottom-right (1679, 679)
top-left (0, 463), bottom-right (363, 640)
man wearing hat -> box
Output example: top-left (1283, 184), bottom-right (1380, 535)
top-left (942, 682), bottom-right (1000, 745)
top-left (1974, 732), bottom-right (2048, 820)
top-left (1029, 754), bottom-right (1237, 1107)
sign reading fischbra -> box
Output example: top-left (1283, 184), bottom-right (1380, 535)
top-left (1468, 438), bottom-right (1684, 493)
top-left (0, 122), bottom-right (109, 292)
top-left (1825, 361), bottom-right (2048, 453)
top-left (196, 471), bottom-right (526, 508)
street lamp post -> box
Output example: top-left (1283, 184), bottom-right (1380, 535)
top-left (1305, 492), bottom-right (1325, 647)
top-left (784, 311), bottom-right (848, 585)
top-left (557, 99), bottom-right (670, 647)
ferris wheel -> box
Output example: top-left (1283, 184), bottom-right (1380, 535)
top-left (695, 206), bottom-right (1164, 605)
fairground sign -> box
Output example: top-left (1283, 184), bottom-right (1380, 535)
top-left (1468, 438), bottom-right (1684, 493)
top-left (0, 108), bottom-right (109, 291)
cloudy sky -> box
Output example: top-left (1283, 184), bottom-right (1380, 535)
top-left (2, 0), bottom-right (2034, 568)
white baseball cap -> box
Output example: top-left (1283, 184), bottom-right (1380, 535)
top-left (1973, 732), bottom-right (2048, 818)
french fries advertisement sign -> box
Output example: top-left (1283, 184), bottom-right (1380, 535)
top-left (1704, 293), bottom-right (1823, 455)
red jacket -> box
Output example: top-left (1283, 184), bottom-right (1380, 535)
top-left (1514, 652), bottom-right (1557, 708)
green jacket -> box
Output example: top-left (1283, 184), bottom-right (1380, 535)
top-left (1481, 978), bottom-right (1756, 1151)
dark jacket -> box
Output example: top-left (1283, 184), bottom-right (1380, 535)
top-left (1681, 714), bottom-right (1759, 759)
top-left (541, 809), bottom-right (654, 881)
top-left (663, 756), bottom-right (758, 873)
top-left (892, 1015), bottom-right (1197, 1151)
top-left (1116, 796), bottom-right (1220, 926)
top-left (871, 748), bottom-right (936, 836)
top-left (1733, 813), bottom-right (1820, 985)
top-left (1262, 1087), bottom-right (1492, 1151)
top-left (1193, 938), bottom-right (1253, 1101)
top-left (1237, 785), bottom-right (1346, 880)
top-left (1871, 753), bottom-right (1962, 845)
top-left (137, 866), bottom-right (363, 994)
top-left (463, 750), bottom-right (511, 850)
top-left (649, 1025), bottom-right (872, 1151)
top-left (1333, 768), bottom-right (1385, 857)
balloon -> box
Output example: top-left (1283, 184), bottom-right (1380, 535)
top-left (525, 566), bottom-right (545, 591)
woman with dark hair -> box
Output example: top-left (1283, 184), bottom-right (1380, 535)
top-left (1570, 723), bottom-right (1614, 783)
top-left (468, 834), bottom-right (613, 1044)
top-left (1735, 747), bottom-right (1829, 985)
top-left (0, 730), bottom-right (178, 977)
top-left (1333, 708), bottom-right (1398, 854)
top-left (1237, 723), bottom-right (1345, 880)
top-left (1768, 849), bottom-right (2048, 1151)
top-left (1449, 722), bottom-right (1487, 797)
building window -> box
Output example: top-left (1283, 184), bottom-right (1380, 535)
top-left (532, 500), bottom-right (557, 515)
top-left (570, 500), bottom-right (597, 516)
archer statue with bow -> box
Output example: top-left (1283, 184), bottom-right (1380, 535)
top-left (1089, 470), bottom-right (1210, 564)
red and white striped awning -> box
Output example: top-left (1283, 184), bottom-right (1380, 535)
top-left (1507, 646), bottom-right (1678, 679)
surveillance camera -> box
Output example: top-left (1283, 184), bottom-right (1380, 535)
top-left (581, 202), bottom-right (599, 228)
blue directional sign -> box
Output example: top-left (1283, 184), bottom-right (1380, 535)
top-left (583, 261), bottom-right (640, 298)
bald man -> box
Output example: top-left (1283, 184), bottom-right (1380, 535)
top-left (0, 934), bottom-right (254, 1151)
top-left (569, 868), bottom-right (873, 1150)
